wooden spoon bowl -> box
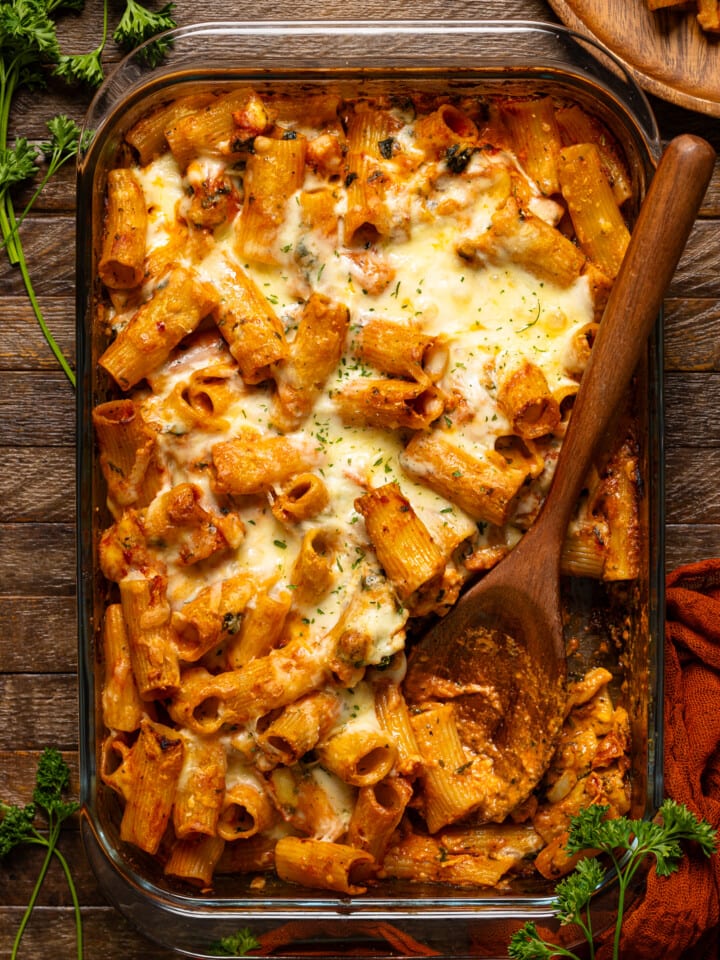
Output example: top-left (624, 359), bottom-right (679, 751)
top-left (405, 134), bottom-right (716, 825)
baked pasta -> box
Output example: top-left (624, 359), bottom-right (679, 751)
top-left (647, 0), bottom-right (720, 34)
top-left (93, 87), bottom-right (638, 893)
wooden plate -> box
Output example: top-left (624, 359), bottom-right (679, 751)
top-left (548, 0), bottom-right (720, 117)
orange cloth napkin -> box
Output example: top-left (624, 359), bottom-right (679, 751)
top-left (597, 558), bottom-right (720, 960)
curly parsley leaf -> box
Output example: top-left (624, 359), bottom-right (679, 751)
top-left (0, 139), bottom-right (39, 190)
top-left (508, 922), bottom-right (565, 959)
top-left (0, 0), bottom-right (61, 61)
top-left (113, 0), bottom-right (177, 67)
top-left (565, 799), bottom-right (718, 874)
top-left (209, 928), bottom-right (261, 956)
top-left (564, 803), bottom-right (629, 854)
top-left (54, 48), bottom-right (104, 86)
top-left (32, 747), bottom-right (80, 822)
top-left (41, 113), bottom-right (87, 158)
top-left (19, 62), bottom-right (48, 93)
top-left (0, 802), bottom-right (37, 859)
top-left (554, 856), bottom-right (605, 926)
top-left (45, 0), bottom-right (87, 13)
top-left (650, 799), bottom-right (718, 872)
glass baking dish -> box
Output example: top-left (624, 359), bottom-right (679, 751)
top-left (75, 20), bottom-right (664, 959)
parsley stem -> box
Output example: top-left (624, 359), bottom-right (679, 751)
top-left (0, 58), bottom-right (26, 265)
top-left (0, 62), bottom-right (21, 264)
top-left (574, 911), bottom-right (595, 960)
top-left (0, 42), bottom-right (76, 384)
top-left (587, 922), bottom-right (596, 960)
top-left (3, 183), bottom-right (20, 263)
top-left (613, 880), bottom-right (627, 960)
top-left (10, 833), bottom-right (56, 960)
top-left (14, 217), bottom-right (76, 386)
top-left (544, 947), bottom-right (582, 958)
top-left (0, 183), bottom-right (43, 250)
top-left (51, 843), bottom-right (84, 960)
top-left (9, 821), bottom-right (82, 960)
top-left (3, 164), bottom-right (56, 246)
top-left (101, 0), bottom-right (109, 50)
top-left (610, 850), bottom-right (640, 960)
top-left (0, 191), bottom-right (14, 258)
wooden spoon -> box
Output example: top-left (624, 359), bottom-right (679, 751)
top-left (404, 134), bottom-right (716, 826)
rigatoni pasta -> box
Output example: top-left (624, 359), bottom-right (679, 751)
top-left (92, 85), bottom-right (641, 895)
top-left (97, 168), bottom-right (148, 290)
top-left (647, 0), bottom-right (720, 34)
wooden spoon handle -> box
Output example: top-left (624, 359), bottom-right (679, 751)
top-left (540, 134), bottom-right (715, 537)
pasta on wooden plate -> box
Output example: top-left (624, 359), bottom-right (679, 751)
top-left (647, 0), bottom-right (720, 34)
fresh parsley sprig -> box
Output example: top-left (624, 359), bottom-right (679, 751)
top-left (0, 138), bottom-right (39, 194)
top-left (0, 116), bottom-right (88, 382)
top-left (509, 800), bottom-right (718, 960)
top-left (54, 0), bottom-right (108, 90)
top-left (0, 748), bottom-right (82, 960)
top-left (113, 0), bottom-right (177, 67)
top-left (0, 0), bottom-right (76, 261)
top-left (56, 0), bottom-right (178, 86)
top-left (0, 0), bottom-right (178, 387)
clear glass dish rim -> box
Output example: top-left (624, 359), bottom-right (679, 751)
top-left (78, 18), bottom-right (661, 165)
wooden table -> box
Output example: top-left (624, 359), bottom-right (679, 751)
top-left (1, 0), bottom-right (718, 956)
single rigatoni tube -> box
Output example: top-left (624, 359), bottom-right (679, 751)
top-left (98, 168), bottom-right (147, 290)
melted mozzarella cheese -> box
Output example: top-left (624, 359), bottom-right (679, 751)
top-left (121, 103), bottom-right (596, 697)
top-left (134, 153), bottom-right (186, 254)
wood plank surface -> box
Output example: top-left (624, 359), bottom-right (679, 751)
top-left (0, 217), bottom-right (77, 296)
top-left (664, 298), bottom-right (720, 371)
top-left (667, 525), bottom-right (720, 568)
top-left (0, 907), bottom-right (190, 959)
top-left (0, 675), bottom-right (79, 750)
top-left (665, 449), bottom-right (720, 524)
top-left (0, 448), bottom-right (75, 522)
top-left (0, 375), bottom-right (75, 446)
top-left (0, 523), bottom-right (76, 595)
top-left (665, 373), bottom-right (720, 446)
top-left (0, 599), bottom-right (78, 671)
top-left (0, 302), bottom-right (76, 371)
top-left (1, 0), bottom-right (719, 957)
